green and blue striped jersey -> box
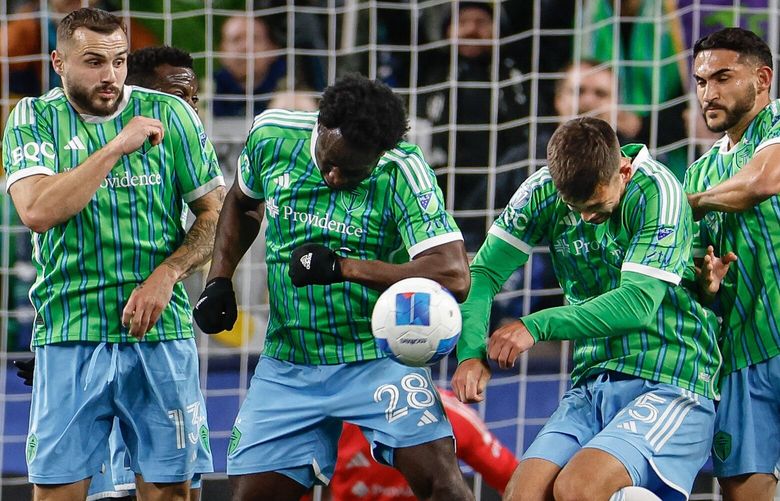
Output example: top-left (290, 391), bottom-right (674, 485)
top-left (2, 86), bottom-right (224, 345)
top-left (472, 144), bottom-right (721, 398)
top-left (239, 109), bottom-right (462, 364)
top-left (684, 101), bottom-right (780, 375)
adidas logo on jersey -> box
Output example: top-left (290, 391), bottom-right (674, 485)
top-left (300, 253), bottom-right (313, 270)
top-left (563, 212), bottom-right (579, 226)
top-left (64, 136), bottom-right (86, 150)
top-left (274, 173), bottom-right (291, 188)
top-left (417, 410), bottom-right (439, 426)
top-left (616, 420), bottom-right (638, 433)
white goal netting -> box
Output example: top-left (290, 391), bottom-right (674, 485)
top-left (1, 1), bottom-right (779, 499)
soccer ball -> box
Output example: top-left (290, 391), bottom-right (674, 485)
top-left (371, 277), bottom-right (462, 367)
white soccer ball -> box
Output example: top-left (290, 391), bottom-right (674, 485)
top-left (371, 277), bottom-right (462, 367)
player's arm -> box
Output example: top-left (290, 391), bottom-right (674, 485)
top-left (488, 271), bottom-right (668, 368)
top-left (687, 144), bottom-right (780, 219)
top-left (8, 117), bottom-right (163, 233)
top-left (452, 234), bottom-right (529, 402)
top-left (338, 240), bottom-right (470, 301)
top-left (193, 176), bottom-right (265, 334)
top-left (121, 185), bottom-right (226, 338)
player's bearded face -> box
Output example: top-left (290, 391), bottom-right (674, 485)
top-left (58, 28), bottom-right (128, 116)
top-left (701, 80), bottom-right (756, 133)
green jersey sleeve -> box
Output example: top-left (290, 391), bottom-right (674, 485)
top-left (3, 98), bottom-right (57, 187)
top-left (387, 145), bottom-right (462, 257)
top-left (620, 169), bottom-right (691, 285)
top-left (490, 168), bottom-right (557, 251)
top-left (457, 169), bottom-right (557, 361)
top-left (166, 98), bottom-right (224, 202)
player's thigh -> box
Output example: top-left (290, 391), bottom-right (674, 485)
top-left (713, 358), bottom-right (780, 479)
top-left (719, 473), bottom-right (778, 501)
top-left (29, 343), bottom-right (114, 485)
top-left (114, 339), bottom-right (208, 483)
top-left (340, 358), bottom-right (454, 465)
top-left (230, 471), bottom-right (310, 501)
top-left (503, 458), bottom-right (562, 501)
top-left (227, 356), bottom-right (341, 487)
top-left (586, 383), bottom-right (715, 501)
top-left (33, 478), bottom-right (91, 501)
top-left (553, 448), bottom-right (632, 501)
top-left (392, 437), bottom-right (473, 500)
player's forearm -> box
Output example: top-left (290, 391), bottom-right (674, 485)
top-left (159, 187), bottom-right (226, 282)
top-left (10, 141), bottom-right (123, 232)
top-left (522, 272), bottom-right (667, 342)
top-left (458, 234), bottom-right (529, 361)
top-left (206, 186), bottom-right (262, 280)
top-left (339, 243), bottom-right (470, 301)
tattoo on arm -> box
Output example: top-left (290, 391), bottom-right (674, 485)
top-left (161, 186), bottom-right (226, 281)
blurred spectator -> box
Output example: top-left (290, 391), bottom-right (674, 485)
top-left (418, 1), bottom-right (529, 253)
top-left (301, 388), bottom-right (519, 501)
top-left (579, 0), bottom-right (689, 179)
top-left (212, 15), bottom-right (323, 117)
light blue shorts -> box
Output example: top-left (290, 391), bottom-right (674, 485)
top-left (226, 356), bottom-right (454, 487)
top-left (712, 356), bottom-right (780, 479)
top-left (27, 340), bottom-right (213, 485)
top-left (87, 416), bottom-right (210, 499)
top-left (523, 371), bottom-right (715, 501)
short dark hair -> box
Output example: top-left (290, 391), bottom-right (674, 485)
top-left (318, 74), bottom-right (408, 153)
top-left (127, 46), bottom-right (194, 87)
top-left (57, 8), bottom-right (126, 48)
top-left (547, 117), bottom-right (620, 202)
top-left (694, 27), bottom-right (773, 70)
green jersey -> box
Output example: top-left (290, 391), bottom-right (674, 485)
top-left (461, 144), bottom-right (721, 399)
top-left (2, 86), bottom-right (224, 345)
top-left (684, 101), bottom-right (780, 375)
top-left (239, 109), bottom-right (462, 365)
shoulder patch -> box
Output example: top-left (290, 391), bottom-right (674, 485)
top-left (417, 191), bottom-right (439, 214)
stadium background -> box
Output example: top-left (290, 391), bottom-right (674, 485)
top-left (0, 0), bottom-right (778, 499)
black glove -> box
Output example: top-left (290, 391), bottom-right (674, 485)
top-left (13, 358), bottom-right (35, 386)
top-left (193, 277), bottom-right (238, 334)
top-left (289, 243), bottom-right (343, 287)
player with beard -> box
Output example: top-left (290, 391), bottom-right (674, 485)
top-left (2, 9), bottom-right (224, 500)
top-left (685, 28), bottom-right (780, 501)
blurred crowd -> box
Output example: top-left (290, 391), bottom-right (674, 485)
top-left (0, 0), bottom-right (770, 347)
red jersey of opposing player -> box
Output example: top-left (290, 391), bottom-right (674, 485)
top-left (304, 388), bottom-right (518, 500)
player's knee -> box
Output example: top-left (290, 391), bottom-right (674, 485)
top-left (428, 475), bottom-right (475, 501)
top-left (553, 469), bottom-right (595, 501)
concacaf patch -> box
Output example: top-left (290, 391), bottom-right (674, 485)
top-left (417, 191), bottom-right (439, 214)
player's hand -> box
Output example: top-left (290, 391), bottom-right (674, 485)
top-left (697, 245), bottom-right (737, 299)
top-left (113, 116), bottom-right (164, 155)
top-left (488, 320), bottom-right (535, 369)
top-left (288, 243), bottom-right (342, 287)
top-left (687, 193), bottom-right (708, 221)
top-left (193, 277), bottom-right (237, 334)
top-left (13, 358), bottom-right (35, 386)
top-left (451, 358), bottom-right (491, 403)
top-left (122, 268), bottom-right (176, 339)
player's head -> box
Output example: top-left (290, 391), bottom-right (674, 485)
top-left (315, 74), bottom-right (408, 191)
top-left (693, 28), bottom-right (773, 133)
top-left (547, 117), bottom-right (630, 224)
top-left (52, 8), bottom-right (128, 116)
top-left (554, 59), bottom-right (616, 122)
top-left (127, 46), bottom-right (199, 111)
